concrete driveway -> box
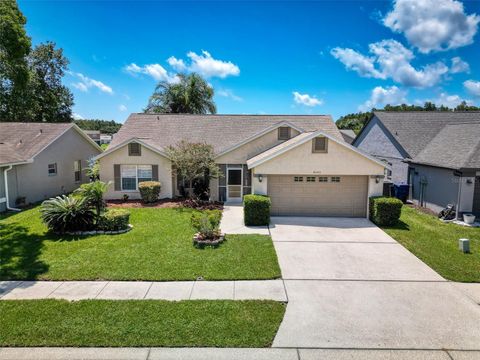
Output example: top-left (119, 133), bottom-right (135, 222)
top-left (270, 217), bottom-right (480, 350)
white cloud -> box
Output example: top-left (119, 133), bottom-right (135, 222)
top-left (331, 39), bottom-right (448, 88)
top-left (167, 56), bottom-right (187, 72)
top-left (124, 63), bottom-right (179, 83)
top-left (185, 51), bottom-right (240, 78)
top-left (118, 104), bottom-right (127, 112)
top-left (464, 80), bottom-right (480, 97)
top-left (450, 57), bottom-right (470, 74)
top-left (432, 93), bottom-right (473, 108)
top-left (359, 86), bottom-right (407, 111)
top-left (72, 112), bottom-right (84, 120)
top-left (383, 0), bottom-right (480, 53)
top-left (217, 89), bottom-right (243, 101)
top-left (292, 91), bottom-right (323, 107)
top-left (71, 73), bottom-right (113, 94)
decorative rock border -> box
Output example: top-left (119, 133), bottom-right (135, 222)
top-left (62, 224), bottom-right (133, 236)
top-left (193, 233), bottom-right (225, 247)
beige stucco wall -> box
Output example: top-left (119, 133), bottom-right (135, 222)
top-left (99, 144), bottom-right (173, 200)
top-left (216, 128), bottom-right (300, 164)
top-left (253, 138), bottom-right (385, 176)
top-left (7, 128), bottom-right (101, 207)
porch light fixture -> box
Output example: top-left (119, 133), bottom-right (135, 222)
top-left (258, 175), bottom-right (263, 183)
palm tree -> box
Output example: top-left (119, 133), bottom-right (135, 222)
top-left (145, 73), bottom-right (216, 114)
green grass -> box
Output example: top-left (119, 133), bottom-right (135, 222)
top-left (0, 206), bottom-right (281, 281)
top-left (0, 299), bottom-right (285, 347)
top-left (381, 206), bottom-right (480, 282)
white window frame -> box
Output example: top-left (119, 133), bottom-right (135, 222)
top-left (74, 160), bottom-right (82, 183)
top-left (48, 163), bottom-right (57, 176)
top-left (120, 164), bottom-right (153, 191)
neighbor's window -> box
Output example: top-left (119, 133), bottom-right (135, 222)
top-left (318, 176), bottom-right (328, 182)
top-left (121, 165), bottom-right (153, 191)
top-left (294, 176), bottom-right (304, 182)
top-left (331, 176), bottom-right (341, 183)
top-left (312, 136), bottom-right (328, 153)
top-left (278, 127), bottom-right (291, 140)
top-left (74, 160), bottom-right (82, 182)
top-left (48, 163), bottom-right (57, 176)
top-left (306, 176), bottom-right (316, 182)
top-left (128, 142), bottom-right (141, 156)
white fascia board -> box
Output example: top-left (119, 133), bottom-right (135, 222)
top-left (94, 138), bottom-right (169, 161)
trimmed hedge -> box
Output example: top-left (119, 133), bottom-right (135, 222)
top-left (138, 181), bottom-right (161, 203)
top-left (98, 209), bottom-right (130, 231)
top-left (369, 196), bottom-right (403, 226)
top-left (244, 194), bottom-right (271, 226)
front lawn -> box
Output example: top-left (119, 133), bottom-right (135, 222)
top-left (0, 299), bottom-right (285, 347)
top-left (381, 206), bottom-right (480, 282)
top-left (0, 206), bottom-right (281, 281)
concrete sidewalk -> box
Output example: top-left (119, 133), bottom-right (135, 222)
top-left (0, 280), bottom-right (287, 302)
top-left (0, 347), bottom-right (477, 360)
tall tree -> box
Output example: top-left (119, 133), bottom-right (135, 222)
top-left (0, 0), bottom-right (31, 121)
top-left (28, 42), bottom-right (74, 122)
top-left (145, 73), bottom-right (216, 114)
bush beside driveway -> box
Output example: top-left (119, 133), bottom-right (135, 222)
top-left (0, 206), bottom-right (281, 281)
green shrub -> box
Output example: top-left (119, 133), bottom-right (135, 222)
top-left (369, 196), bottom-right (403, 226)
top-left (98, 209), bottom-right (130, 231)
top-left (138, 181), bottom-right (161, 203)
top-left (191, 210), bottom-right (222, 238)
top-left (41, 195), bottom-right (95, 234)
top-left (244, 194), bottom-right (271, 226)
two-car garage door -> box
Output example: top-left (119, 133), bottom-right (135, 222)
top-left (268, 175), bottom-right (368, 217)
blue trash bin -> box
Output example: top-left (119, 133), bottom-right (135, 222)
top-left (393, 184), bottom-right (409, 203)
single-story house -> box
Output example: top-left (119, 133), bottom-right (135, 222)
top-left (353, 111), bottom-right (480, 216)
top-left (96, 114), bottom-right (386, 217)
top-left (0, 122), bottom-right (103, 212)
top-left (339, 129), bottom-right (356, 144)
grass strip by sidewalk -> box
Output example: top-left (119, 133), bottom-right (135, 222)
top-left (0, 299), bottom-right (286, 347)
top-left (381, 206), bottom-right (480, 282)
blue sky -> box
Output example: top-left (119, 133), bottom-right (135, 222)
top-left (18, 0), bottom-right (480, 122)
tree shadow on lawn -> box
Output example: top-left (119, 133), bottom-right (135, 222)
top-left (0, 223), bottom-right (49, 280)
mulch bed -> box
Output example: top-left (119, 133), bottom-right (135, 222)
top-left (107, 198), bottom-right (223, 210)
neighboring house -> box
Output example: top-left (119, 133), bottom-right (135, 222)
top-left (83, 130), bottom-right (101, 145)
top-left (100, 134), bottom-right (112, 145)
top-left (353, 111), bottom-right (480, 216)
top-left (0, 123), bottom-right (102, 212)
top-left (96, 114), bottom-right (386, 217)
top-left (339, 129), bottom-right (356, 144)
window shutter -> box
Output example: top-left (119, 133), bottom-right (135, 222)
top-left (152, 165), bottom-right (159, 181)
top-left (114, 164), bottom-right (121, 191)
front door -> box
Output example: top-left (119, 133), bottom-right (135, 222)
top-left (227, 168), bottom-right (242, 201)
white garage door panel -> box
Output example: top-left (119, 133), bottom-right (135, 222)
top-left (268, 175), bottom-right (367, 217)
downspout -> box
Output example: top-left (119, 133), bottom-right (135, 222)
top-left (4, 165), bottom-right (21, 211)
top-left (456, 175), bottom-right (462, 220)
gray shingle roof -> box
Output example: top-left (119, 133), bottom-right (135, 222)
top-left (412, 122), bottom-right (480, 170)
top-left (374, 111), bottom-right (480, 158)
top-left (0, 122), bottom-right (73, 165)
top-left (110, 114), bottom-right (342, 154)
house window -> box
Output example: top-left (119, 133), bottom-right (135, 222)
top-left (331, 176), bottom-right (341, 183)
top-left (74, 160), bottom-right (82, 182)
top-left (278, 127), bottom-right (291, 140)
top-left (128, 142), bottom-right (141, 156)
top-left (48, 163), bottom-right (57, 176)
top-left (312, 137), bottom-right (328, 153)
top-left (306, 176), bottom-right (316, 182)
top-left (121, 165), bottom-right (153, 191)
top-left (294, 176), bottom-right (303, 182)
top-left (318, 176), bottom-right (328, 182)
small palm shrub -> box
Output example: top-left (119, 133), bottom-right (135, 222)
top-left (191, 210), bottom-right (221, 239)
top-left (74, 180), bottom-right (110, 218)
top-left (41, 195), bottom-right (95, 234)
top-left (98, 209), bottom-right (130, 231)
top-left (138, 181), bottom-right (161, 203)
